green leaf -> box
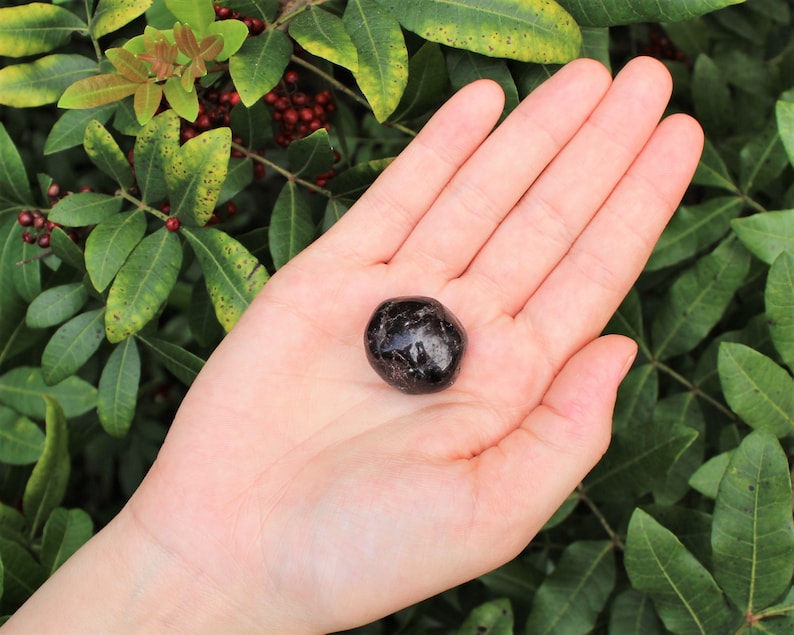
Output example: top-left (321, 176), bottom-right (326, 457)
top-left (652, 238), bottom-right (751, 360)
top-left (134, 81), bottom-right (164, 125)
top-left (446, 48), bottom-right (520, 118)
top-left (91, 0), bottom-right (153, 38)
top-left (40, 508), bottom-right (93, 575)
top-left (555, 0), bottom-right (744, 27)
top-left (85, 209), bottom-right (147, 293)
top-left (49, 226), bottom-right (86, 272)
top-left (647, 197), bottom-right (744, 272)
top-left (344, 0), bottom-right (408, 122)
top-left (0, 367), bottom-right (96, 420)
top-left (136, 334), bottom-right (204, 385)
top-left (188, 281), bottom-right (223, 346)
top-left (612, 364), bottom-right (657, 432)
top-left (740, 122), bottom-right (788, 194)
top-left (13, 241), bottom-right (41, 303)
top-left (718, 343), bottom-right (794, 438)
top-left (584, 419), bottom-right (697, 501)
top-left (48, 192), bottom-right (124, 227)
top-left (390, 42), bottom-right (448, 123)
top-left (689, 451), bottom-right (734, 499)
top-left (105, 228), bottom-right (183, 343)
top-left (84, 120), bottom-right (135, 190)
top-left (691, 54), bottom-right (734, 138)
top-left (23, 396), bottom-right (70, 537)
top-left (625, 508), bottom-right (735, 635)
top-left (290, 6), bottom-right (359, 72)
top-left (766, 252), bottom-right (794, 372)
top-left (525, 541), bottom-right (615, 635)
top-left (97, 338), bottom-right (140, 438)
top-left (57, 72), bottom-right (140, 109)
top-left (0, 124), bottom-right (33, 208)
top-left (328, 158), bottom-right (393, 203)
top-left (692, 139), bottom-right (738, 192)
top-left (165, 0), bottom-right (214, 34)
top-left (382, 0), bottom-right (581, 63)
top-left (163, 75), bottom-right (199, 121)
top-left (732, 210), bottom-right (794, 265)
top-left (166, 127), bottom-right (231, 225)
top-left (206, 19), bottom-right (249, 61)
top-left (0, 54), bottom-right (97, 108)
top-left (44, 103), bottom-right (117, 155)
top-left (41, 308), bottom-right (106, 386)
top-left (456, 598), bottom-right (513, 635)
top-left (26, 283), bottom-right (90, 329)
top-left (712, 431), bottom-right (794, 612)
top-left (0, 536), bottom-right (47, 609)
top-left (269, 181), bottom-right (316, 270)
top-left (182, 226), bottom-right (268, 332)
top-left (0, 406), bottom-right (45, 466)
top-left (106, 47), bottom-right (149, 82)
top-left (287, 128), bottom-right (335, 178)
top-left (134, 109), bottom-right (180, 204)
top-left (0, 3), bottom-right (87, 57)
top-left (608, 589), bottom-right (664, 635)
top-left (776, 98), bottom-right (794, 169)
top-left (229, 28), bottom-right (292, 106)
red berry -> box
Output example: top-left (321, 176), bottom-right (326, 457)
top-left (67, 231), bottom-right (80, 243)
top-left (283, 109), bottom-right (299, 126)
top-left (160, 202), bottom-right (171, 215)
top-left (21, 231), bottom-right (35, 244)
top-left (264, 91), bottom-right (278, 105)
top-left (226, 200), bottom-right (237, 216)
top-left (196, 114), bottom-right (212, 130)
top-left (248, 18), bottom-right (265, 35)
top-left (37, 233), bottom-right (51, 248)
top-left (33, 215), bottom-right (46, 229)
top-left (165, 217), bottom-right (180, 232)
top-left (284, 70), bottom-right (299, 84)
top-left (299, 107), bottom-right (314, 123)
top-left (274, 97), bottom-right (290, 112)
top-left (17, 210), bottom-right (34, 227)
top-left (253, 163), bottom-right (266, 179)
top-left (47, 183), bottom-right (60, 198)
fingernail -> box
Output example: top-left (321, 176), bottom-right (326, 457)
top-left (619, 347), bottom-right (638, 382)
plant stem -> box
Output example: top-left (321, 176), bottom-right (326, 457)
top-left (576, 486), bottom-right (625, 550)
top-left (231, 143), bottom-right (332, 196)
top-left (652, 359), bottom-right (737, 420)
top-left (118, 190), bottom-right (170, 221)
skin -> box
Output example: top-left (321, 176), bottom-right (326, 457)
top-left (3, 57), bottom-right (703, 634)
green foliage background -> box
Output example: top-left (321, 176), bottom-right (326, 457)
top-left (1, 0), bottom-right (794, 632)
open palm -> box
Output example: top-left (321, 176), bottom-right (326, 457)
top-left (123, 57), bottom-right (703, 633)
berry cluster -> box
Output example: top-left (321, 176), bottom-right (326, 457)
top-left (264, 70), bottom-right (335, 147)
top-left (159, 199), bottom-right (238, 232)
top-left (16, 183), bottom-right (81, 248)
top-left (213, 4), bottom-right (265, 35)
top-left (642, 28), bottom-right (690, 66)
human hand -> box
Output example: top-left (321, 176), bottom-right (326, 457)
top-left (4, 56), bottom-right (703, 635)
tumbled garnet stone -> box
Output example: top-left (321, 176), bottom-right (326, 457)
top-left (364, 296), bottom-right (467, 394)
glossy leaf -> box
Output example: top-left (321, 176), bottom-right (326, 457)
top-left (766, 252), bottom-right (794, 371)
top-left (162, 75), bottom-right (199, 121)
top-left (290, 6), bottom-right (359, 72)
top-left (41, 308), bottom-right (105, 386)
top-left (23, 396), bottom-right (70, 537)
top-left (269, 181), bottom-right (316, 270)
top-left (556, 0), bottom-right (744, 27)
top-left (44, 104), bottom-right (117, 155)
top-left (525, 541), bottom-right (615, 635)
top-left (106, 47), bottom-right (149, 82)
top-left (456, 598), bottom-right (513, 635)
top-left (136, 334), bottom-right (204, 385)
top-left (181, 226), bottom-right (268, 332)
top-left (647, 197), bottom-right (744, 272)
top-left (0, 54), bottom-right (96, 108)
top-left (84, 120), bottom-right (135, 190)
top-left (133, 109), bottom-right (180, 204)
top-left (689, 451), bottom-right (733, 499)
top-left (0, 124), bottom-right (33, 208)
top-left (48, 192), bottom-right (123, 227)
top-left (287, 128), bottom-right (335, 178)
top-left (390, 42), bottom-right (448, 123)
top-left (718, 343), bottom-right (794, 438)
top-left (165, 0), bottom-right (214, 34)
top-left (229, 29), bottom-right (292, 106)
top-left (57, 72), bottom-right (140, 109)
top-left (625, 508), bottom-right (735, 635)
top-left (98, 338), bottom-right (140, 438)
top-left (0, 367), bottom-right (96, 420)
top-left (344, 0), bottom-right (408, 122)
top-left (206, 19), bottom-right (249, 61)
top-left (732, 210), bottom-right (794, 265)
top-left (584, 419), bottom-right (697, 501)
top-left (0, 3), bottom-right (86, 57)
top-left (652, 238), bottom-right (750, 360)
top-left (91, 0), bottom-right (153, 39)
top-left (712, 431), bottom-right (794, 611)
top-left (166, 127), bottom-right (231, 225)
top-left (0, 406), bottom-right (45, 466)
top-left (105, 228), bottom-right (183, 343)
top-left (26, 283), bottom-right (89, 329)
top-left (40, 508), bottom-right (93, 574)
top-left (85, 209), bottom-right (146, 293)
top-left (383, 0), bottom-right (581, 63)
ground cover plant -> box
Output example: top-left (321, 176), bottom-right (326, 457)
top-left (0, 0), bottom-right (793, 632)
